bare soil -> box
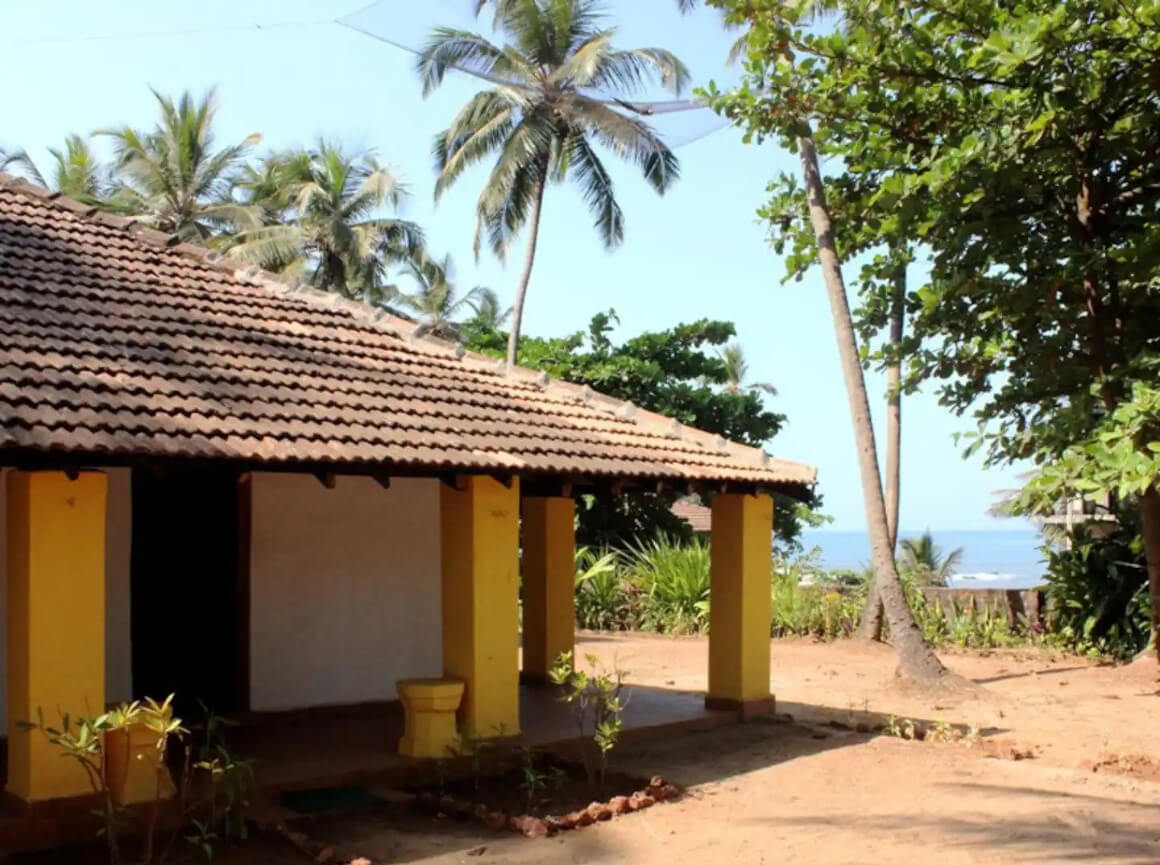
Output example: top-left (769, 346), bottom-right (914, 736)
top-left (26, 636), bottom-right (1160, 864)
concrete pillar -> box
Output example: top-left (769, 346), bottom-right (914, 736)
top-left (521, 497), bottom-right (575, 683)
top-left (6, 470), bottom-right (107, 802)
top-left (706, 492), bottom-right (775, 719)
top-left (440, 475), bottom-right (520, 737)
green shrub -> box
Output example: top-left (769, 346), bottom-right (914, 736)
top-left (1041, 519), bottom-right (1150, 659)
top-left (575, 546), bottom-right (637, 631)
top-left (622, 535), bottom-right (711, 634)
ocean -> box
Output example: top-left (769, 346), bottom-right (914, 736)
top-left (798, 529), bottom-right (1048, 589)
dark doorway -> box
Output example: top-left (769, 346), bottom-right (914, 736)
top-left (130, 467), bottom-right (248, 716)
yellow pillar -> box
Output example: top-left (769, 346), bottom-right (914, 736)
top-left (521, 497), bottom-right (575, 683)
top-left (440, 475), bottom-right (521, 738)
top-left (706, 493), bottom-right (775, 719)
top-left (6, 470), bottom-right (107, 802)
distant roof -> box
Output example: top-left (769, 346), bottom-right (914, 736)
top-left (0, 175), bottom-right (816, 493)
top-left (671, 498), bottom-right (713, 532)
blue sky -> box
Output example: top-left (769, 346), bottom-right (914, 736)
top-left (0, 0), bottom-right (1030, 531)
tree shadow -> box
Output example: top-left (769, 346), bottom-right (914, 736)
top-left (974, 664), bottom-right (1097, 685)
top-left (766, 782), bottom-right (1160, 863)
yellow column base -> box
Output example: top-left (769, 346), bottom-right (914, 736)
top-left (397, 679), bottom-right (465, 759)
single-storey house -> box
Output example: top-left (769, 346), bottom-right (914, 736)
top-left (0, 173), bottom-right (816, 810)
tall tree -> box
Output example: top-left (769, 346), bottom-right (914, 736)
top-left (465, 311), bottom-right (818, 546)
top-left (99, 89), bottom-right (260, 242)
top-left (2, 136), bottom-right (114, 206)
top-left (395, 253), bottom-right (484, 340)
top-left (707, 0), bottom-right (956, 685)
top-left (230, 143), bottom-right (425, 302)
top-left (719, 343), bottom-right (778, 396)
top-left (718, 0), bottom-right (1160, 662)
top-left (468, 288), bottom-right (513, 332)
top-left (680, 0), bottom-right (897, 640)
top-left (417, 0), bottom-right (688, 366)
top-left (29, 135), bottom-right (112, 204)
top-left (898, 530), bottom-right (963, 587)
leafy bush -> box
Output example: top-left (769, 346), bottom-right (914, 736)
top-left (575, 546), bottom-right (637, 631)
top-left (622, 535), bottom-right (711, 634)
top-left (1041, 520), bottom-right (1150, 658)
top-left (570, 533), bottom-right (1038, 651)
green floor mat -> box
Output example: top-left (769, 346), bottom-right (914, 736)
top-left (279, 786), bottom-right (388, 814)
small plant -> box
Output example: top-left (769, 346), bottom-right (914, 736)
top-left (23, 697), bottom-right (186, 865)
top-left (548, 651), bottom-right (628, 787)
top-left (928, 719), bottom-right (955, 744)
top-left (458, 724), bottom-right (498, 793)
top-left (23, 696), bottom-right (253, 865)
top-left (518, 746), bottom-right (549, 812)
top-left (193, 705), bottom-right (254, 845)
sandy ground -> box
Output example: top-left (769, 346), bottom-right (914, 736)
top-left (231, 636), bottom-right (1160, 865)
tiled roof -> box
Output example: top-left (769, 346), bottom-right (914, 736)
top-left (0, 175), bottom-right (816, 492)
top-left (671, 498), bottom-right (713, 533)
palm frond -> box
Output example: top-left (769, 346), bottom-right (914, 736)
top-left (586, 47), bottom-right (691, 95)
top-left (568, 133), bottom-right (623, 248)
top-left (416, 28), bottom-right (528, 96)
top-left (565, 95), bottom-right (680, 194)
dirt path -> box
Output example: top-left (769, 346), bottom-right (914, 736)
top-left (578, 633), bottom-right (1159, 770)
top-left (234, 637), bottom-right (1160, 865)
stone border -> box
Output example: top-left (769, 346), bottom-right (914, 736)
top-left (414, 774), bottom-right (682, 838)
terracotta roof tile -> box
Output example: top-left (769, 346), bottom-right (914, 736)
top-left (0, 174), bottom-right (816, 492)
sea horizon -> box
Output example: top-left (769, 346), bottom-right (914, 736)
top-left (798, 528), bottom-right (1049, 589)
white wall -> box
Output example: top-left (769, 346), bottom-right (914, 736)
top-left (248, 474), bottom-right (443, 711)
top-left (0, 467), bottom-right (133, 730)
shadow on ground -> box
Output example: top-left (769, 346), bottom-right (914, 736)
top-left (768, 783), bottom-right (1160, 864)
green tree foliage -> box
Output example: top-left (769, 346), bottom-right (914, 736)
top-left (8, 134), bottom-right (113, 205)
top-left (417, 0), bottom-right (688, 365)
top-left (719, 343), bottom-right (778, 396)
top-left (395, 253), bottom-right (484, 339)
top-left (466, 310), bottom-right (817, 545)
top-left (1041, 514), bottom-right (1150, 659)
top-left (98, 88), bottom-right (262, 242)
top-left (229, 142), bottom-right (425, 301)
top-left (708, 0), bottom-right (1160, 657)
top-left (897, 530), bottom-right (963, 587)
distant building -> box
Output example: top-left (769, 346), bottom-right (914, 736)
top-left (671, 497), bottom-right (713, 536)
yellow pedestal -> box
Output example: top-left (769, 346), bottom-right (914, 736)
top-left (397, 678), bottom-right (465, 759)
top-left (105, 710), bottom-right (177, 807)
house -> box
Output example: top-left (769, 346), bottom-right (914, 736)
top-left (672, 497), bottom-right (713, 536)
top-left (0, 174), bottom-right (816, 813)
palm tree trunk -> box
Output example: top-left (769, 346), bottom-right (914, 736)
top-left (796, 130), bottom-right (951, 684)
top-left (505, 167), bottom-right (548, 367)
top-left (1138, 485), bottom-right (1160, 666)
top-left (856, 254), bottom-right (906, 642)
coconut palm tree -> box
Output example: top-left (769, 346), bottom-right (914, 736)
top-left (229, 143), bottom-right (425, 302)
top-left (469, 288), bottom-right (513, 331)
top-left (677, 0), bottom-right (951, 683)
top-left (9, 134), bottom-right (112, 204)
top-left (898, 530), bottom-right (963, 587)
top-left (395, 254), bottom-right (484, 340)
top-left (97, 89), bottom-right (261, 242)
top-left (417, 0), bottom-right (689, 366)
top-left (719, 343), bottom-right (778, 396)
top-left (1, 146), bottom-right (33, 175)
